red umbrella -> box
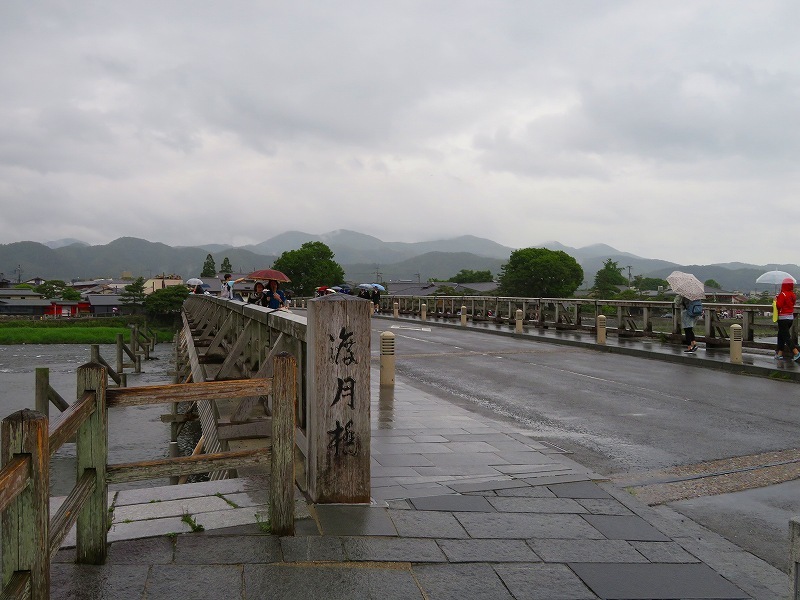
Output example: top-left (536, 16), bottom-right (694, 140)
top-left (247, 269), bottom-right (291, 283)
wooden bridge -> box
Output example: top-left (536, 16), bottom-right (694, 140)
top-left (0, 293), bottom-right (373, 599)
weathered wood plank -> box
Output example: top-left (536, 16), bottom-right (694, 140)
top-left (75, 364), bottom-right (107, 565)
top-left (182, 312), bottom-right (208, 383)
top-left (0, 570), bottom-right (31, 600)
top-left (230, 332), bottom-right (286, 423)
top-left (306, 295), bottom-right (371, 503)
top-left (204, 312), bottom-right (235, 358)
top-left (106, 379), bottom-right (273, 408)
top-left (271, 353), bottom-right (296, 535)
top-left (1, 410), bottom-right (49, 599)
top-left (48, 391), bottom-right (95, 458)
top-left (159, 412), bottom-right (198, 424)
top-left (49, 470), bottom-right (96, 558)
top-left (215, 319), bottom-right (254, 381)
top-left (106, 448), bottom-right (270, 483)
top-left (217, 419), bottom-right (271, 441)
top-left (47, 387), bottom-right (70, 413)
top-left (0, 456), bottom-right (30, 514)
top-left (35, 368), bottom-right (49, 418)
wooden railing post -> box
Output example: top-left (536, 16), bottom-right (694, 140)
top-left (75, 363), bottom-right (108, 564)
top-left (271, 352), bottom-right (296, 535)
top-left (35, 367), bottom-right (49, 418)
top-left (1, 409), bottom-right (49, 599)
top-left (116, 333), bottom-right (124, 373)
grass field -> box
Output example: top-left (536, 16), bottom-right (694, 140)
top-left (0, 318), bottom-right (176, 345)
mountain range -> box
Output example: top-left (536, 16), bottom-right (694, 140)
top-left (0, 230), bottom-right (794, 292)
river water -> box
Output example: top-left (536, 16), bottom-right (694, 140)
top-left (0, 343), bottom-right (183, 496)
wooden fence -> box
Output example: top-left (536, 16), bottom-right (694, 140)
top-left (0, 356), bottom-right (296, 599)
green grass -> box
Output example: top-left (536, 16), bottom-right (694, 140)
top-left (0, 327), bottom-right (132, 344)
top-left (254, 512), bottom-right (271, 533)
top-left (181, 512), bottom-right (205, 532)
top-left (0, 318), bottom-right (176, 344)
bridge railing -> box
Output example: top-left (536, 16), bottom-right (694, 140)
top-left (182, 293), bottom-right (372, 504)
top-left (380, 295), bottom-right (778, 344)
top-left (0, 357), bottom-right (296, 599)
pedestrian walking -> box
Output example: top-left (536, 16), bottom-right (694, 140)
top-left (675, 294), bottom-right (700, 353)
top-left (220, 274), bottom-right (245, 300)
top-left (371, 286), bottom-right (380, 314)
top-left (774, 278), bottom-right (800, 361)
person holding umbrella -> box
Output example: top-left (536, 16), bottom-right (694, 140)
top-left (262, 279), bottom-right (286, 309)
top-left (774, 278), bottom-right (800, 361)
top-left (667, 271), bottom-right (705, 354)
top-left (675, 293), bottom-right (701, 353)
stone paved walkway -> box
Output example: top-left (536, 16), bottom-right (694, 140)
top-left (50, 372), bottom-right (788, 599)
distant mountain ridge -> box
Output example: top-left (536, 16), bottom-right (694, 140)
top-left (241, 229), bottom-right (514, 264)
top-left (1, 231), bottom-right (796, 292)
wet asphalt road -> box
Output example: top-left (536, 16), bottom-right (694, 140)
top-left (370, 321), bottom-right (800, 571)
top-left (374, 323), bottom-right (798, 475)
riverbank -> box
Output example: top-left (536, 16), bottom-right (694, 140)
top-left (0, 317), bottom-right (176, 344)
top-left (0, 343), bottom-right (189, 495)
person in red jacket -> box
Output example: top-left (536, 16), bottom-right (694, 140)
top-left (775, 278), bottom-right (800, 360)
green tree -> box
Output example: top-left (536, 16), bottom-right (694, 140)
top-left (498, 248), bottom-right (583, 298)
top-left (704, 279), bottom-right (722, 289)
top-left (201, 254), bottom-right (216, 278)
top-left (633, 276), bottom-right (669, 292)
top-left (62, 287), bottom-right (81, 301)
top-left (120, 277), bottom-right (147, 310)
top-left (272, 241), bottom-right (345, 296)
top-left (615, 289), bottom-right (640, 300)
top-left (592, 259), bottom-right (627, 298)
top-left (446, 269), bottom-right (492, 283)
top-left (34, 280), bottom-right (70, 299)
top-left (220, 257), bottom-right (233, 274)
top-left (144, 285), bottom-right (190, 315)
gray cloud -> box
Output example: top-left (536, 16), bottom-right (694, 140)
top-left (0, 1), bottom-right (798, 266)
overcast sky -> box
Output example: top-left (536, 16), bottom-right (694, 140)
top-left (1, 2), bottom-right (798, 266)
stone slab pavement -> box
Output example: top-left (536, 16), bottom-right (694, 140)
top-left (50, 369), bottom-right (789, 599)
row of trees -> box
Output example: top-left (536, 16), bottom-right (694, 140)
top-left (198, 242), bottom-right (345, 297)
top-left (194, 247), bottom-right (681, 301)
top-left (201, 255), bottom-right (233, 278)
top-left (23, 246), bottom-right (736, 321)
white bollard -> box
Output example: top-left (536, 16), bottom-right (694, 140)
top-left (461, 305), bottom-right (467, 326)
top-left (515, 309), bottom-right (523, 333)
top-left (380, 331), bottom-right (395, 386)
top-left (393, 301), bottom-right (399, 318)
top-left (596, 314), bottom-right (606, 345)
top-left (730, 324), bottom-right (742, 364)
top-left (421, 303), bottom-right (427, 321)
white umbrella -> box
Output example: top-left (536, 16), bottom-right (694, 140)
top-left (756, 270), bottom-right (796, 285)
top-left (666, 271), bottom-right (705, 301)
top-left (186, 278), bottom-right (204, 286)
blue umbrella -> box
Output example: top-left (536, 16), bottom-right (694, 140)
top-left (370, 283), bottom-right (386, 292)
